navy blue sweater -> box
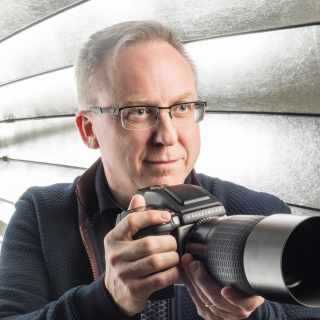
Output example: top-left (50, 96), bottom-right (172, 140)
top-left (0, 162), bottom-right (319, 320)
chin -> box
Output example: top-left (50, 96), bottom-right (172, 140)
top-left (141, 174), bottom-right (185, 188)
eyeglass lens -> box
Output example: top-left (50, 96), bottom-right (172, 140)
top-left (121, 102), bottom-right (204, 130)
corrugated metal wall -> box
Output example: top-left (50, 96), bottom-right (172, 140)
top-left (1, 0), bottom-right (320, 238)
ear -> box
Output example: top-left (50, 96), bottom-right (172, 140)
top-left (75, 112), bottom-right (99, 149)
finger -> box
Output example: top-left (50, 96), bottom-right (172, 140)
top-left (182, 256), bottom-right (223, 318)
top-left (222, 287), bottom-right (265, 312)
top-left (184, 258), bottom-right (249, 318)
top-left (110, 209), bottom-right (172, 240)
top-left (184, 270), bottom-right (241, 320)
top-left (128, 194), bottom-right (146, 211)
top-left (185, 259), bottom-right (222, 294)
top-left (181, 264), bottom-right (209, 318)
top-left (180, 252), bottom-right (193, 266)
top-left (120, 251), bottom-right (180, 278)
top-left (120, 235), bottom-right (177, 261)
top-left (135, 266), bottom-right (180, 298)
top-left (185, 261), bottom-right (226, 316)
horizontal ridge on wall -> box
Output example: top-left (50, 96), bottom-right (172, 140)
top-left (0, 197), bottom-right (14, 206)
top-left (1, 0), bottom-right (320, 85)
top-left (0, 0), bottom-right (91, 43)
top-left (1, 114), bottom-right (320, 210)
top-left (1, 21), bottom-right (320, 89)
top-left (0, 116), bottom-right (99, 169)
top-left (1, 25), bottom-right (320, 120)
top-left (2, 110), bottom-right (320, 125)
top-left (0, 156), bottom-right (87, 170)
top-left (196, 114), bottom-right (320, 209)
top-left (0, 159), bottom-right (87, 203)
top-left (0, 65), bottom-right (73, 89)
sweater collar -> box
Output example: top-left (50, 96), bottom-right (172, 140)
top-left (94, 159), bottom-right (201, 216)
top-left (95, 161), bottom-right (123, 215)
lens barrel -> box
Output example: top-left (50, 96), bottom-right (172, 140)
top-left (185, 214), bottom-right (320, 307)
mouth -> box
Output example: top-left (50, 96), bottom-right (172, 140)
top-left (144, 159), bottom-right (180, 165)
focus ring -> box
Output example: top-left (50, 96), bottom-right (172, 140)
top-left (205, 215), bottom-right (264, 294)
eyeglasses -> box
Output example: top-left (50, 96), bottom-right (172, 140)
top-left (83, 100), bottom-right (207, 130)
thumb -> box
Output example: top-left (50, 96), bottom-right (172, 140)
top-left (128, 194), bottom-right (146, 211)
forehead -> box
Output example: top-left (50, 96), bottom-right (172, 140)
top-left (101, 41), bottom-right (197, 105)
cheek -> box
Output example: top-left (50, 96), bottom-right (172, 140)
top-left (94, 122), bottom-right (128, 163)
top-left (195, 129), bottom-right (201, 155)
top-left (182, 126), bottom-right (201, 160)
top-left (120, 133), bottom-right (149, 164)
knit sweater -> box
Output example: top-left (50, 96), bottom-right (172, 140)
top-left (0, 160), bottom-right (319, 320)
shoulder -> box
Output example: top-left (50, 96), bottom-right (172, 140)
top-left (2, 181), bottom-right (75, 243)
top-left (17, 181), bottom-right (77, 213)
top-left (195, 173), bottom-right (290, 216)
top-left (11, 181), bottom-right (78, 232)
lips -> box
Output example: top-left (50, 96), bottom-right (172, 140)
top-left (144, 159), bottom-right (179, 164)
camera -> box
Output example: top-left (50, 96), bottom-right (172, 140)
top-left (116, 184), bottom-right (320, 307)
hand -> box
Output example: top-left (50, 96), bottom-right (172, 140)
top-left (104, 195), bottom-right (180, 316)
top-left (181, 253), bottom-right (264, 320)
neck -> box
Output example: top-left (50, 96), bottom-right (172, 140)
top-left (111, 188), bottom-right (131, 209)
top-left (101, 163), bottom-right (133, 209)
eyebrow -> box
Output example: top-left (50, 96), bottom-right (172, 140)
top-left (122, 92), bottom-right (197, 106)
top-left (123, 99), bottom-right (156, 106)
top-left (174, 92), bottom-right (197, 102)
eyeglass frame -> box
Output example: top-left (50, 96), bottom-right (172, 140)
top-left (82, 100), bottom-right (207, 130)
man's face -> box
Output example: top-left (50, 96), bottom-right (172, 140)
top-left (91, 41), bottom-right (200, 202)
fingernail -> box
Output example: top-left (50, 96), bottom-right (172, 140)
top-left (221, 287), bottom-right (232, 298)
top-left (161, 212), bottom-right (171, 221)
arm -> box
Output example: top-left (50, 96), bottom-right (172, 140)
top-left (0, 195), bottom-right (135, 320)
top-left (250, 300), bottom-right (320, 320)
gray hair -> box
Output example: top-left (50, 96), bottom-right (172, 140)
top-left (74, 20), bottom-right (196, 110)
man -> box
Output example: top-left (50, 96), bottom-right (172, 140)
top-left (0, 20), bottom-right (319, 320)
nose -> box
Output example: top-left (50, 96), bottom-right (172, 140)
top-left (152, 111), bottom-right (178, 146)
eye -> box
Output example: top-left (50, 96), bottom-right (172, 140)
top-left (132, 107), bottom-right (145, 114)
top-left (124, 107), bottom-right (154, 122)
top-left (177, 104), bottom-right (189, 112)
top-left (173, 103), bottom-right (194, 115)
top-left (128, 107), bottom-right (148, 116)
